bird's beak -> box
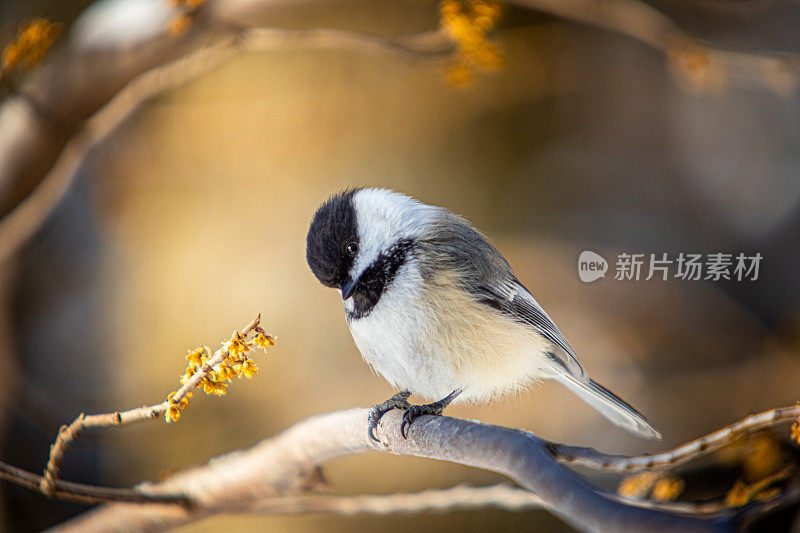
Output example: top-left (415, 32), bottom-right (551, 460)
top-left (340, 279), bottom-right (357, 300)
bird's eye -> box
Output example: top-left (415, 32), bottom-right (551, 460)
top-left (345, 242), bottom-right (359, 256)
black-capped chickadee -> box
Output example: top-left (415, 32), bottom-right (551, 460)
top-left (306, 188), bottom-right (660, 441)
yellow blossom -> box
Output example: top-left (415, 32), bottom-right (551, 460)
top-left (651, 476), bottom-right (684, 502)
top-left (185, 347), bottom-right (205, 367)
top-left (167, 391), bottom-right (192, 410)
top-left (445, 63), bottom-right (474, 87)
top-left (168, 14), bottom-right (192, 36)
top-left (744, 434), bottom-right (782, 481)
top-left (202, 378), bottom-right (228, 396)
top-left (254, 333), bottom-right (275, 350)
top-left (791, 421), bottom-right (800, 445)
top-left (725, 467), bottom-right (792, 508)
top-left (756, 487), bottom-right (781, 501)
top-left (218, 363), bottom-right (237, 381)
top-left (223, 333), bottom-right (249, 358)
top-left (473, 0), bottom-right (502, 18)
top-left (167, 391), bottom-right (191, 409)
top-left (171, 319), bottom-right (270, 420)
top-left (618, 472), bottom-right (660, 499)
top-left (169, 0), bottom-right (206, 6)
top-left (445, 16), bottom-right (481, 47)
top-left (725, 480), bottom-right (752, 507)
top-left (2, 18), bottom-right (60, 72)
top-left (242, 359), bottom-right (258, 379)
top-left (165, 404), bottom-right (181, 423)
top-left (439, 0), bottom-right (505, 87)
top-left (441, 0), bottom-right (461, 19)
top-left (667, 41), bottom-right (726, 94)
top-left (469, 41), bottom-right (504, 71)
top-left (180, 365), bottom-right (198, 384)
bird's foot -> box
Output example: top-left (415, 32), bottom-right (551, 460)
top-left (400, 389), bottom-right (462, 439)
top-left (367, 390), bottom-right (411, 442)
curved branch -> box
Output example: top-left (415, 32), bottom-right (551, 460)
top-left (3, 458), bottom-right (542, 514)
top-left (39, 315), bottom-right (264, 494)
top-left (52, 408), bottom-right (734, 533)
top-left (510, 0), bottom-right (681, 52)
top-left (0, 461), bottom-right (188, 506)
top-left (0, 26), bottom-right (451, 266)
top-left (550, 405), bottom-right (800, 472)
top-left (249, 484), bottom-right (546, 515)
top-left (2, 0), bottom-right (796, 267)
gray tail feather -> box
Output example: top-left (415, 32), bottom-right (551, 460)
top-left (557, 375), bottom-right (661, 440)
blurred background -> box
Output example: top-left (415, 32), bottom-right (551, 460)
top-left (1, 0), bottom-right (800, 531)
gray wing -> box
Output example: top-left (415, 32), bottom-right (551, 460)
top-left (475, 278), bottom-right (586, 381)
top-left (418, 211), bottom-right (586, 381)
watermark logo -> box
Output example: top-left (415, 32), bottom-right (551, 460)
top-left (578, 250), bottom-right (608, 282)
top-left (578, 251), bottom-right (762, 282)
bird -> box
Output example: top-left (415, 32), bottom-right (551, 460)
top-left (305, 188), bottom-right (661, 442)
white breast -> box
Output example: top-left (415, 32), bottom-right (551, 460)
top-left (346, 266), bottom-right (554, 402)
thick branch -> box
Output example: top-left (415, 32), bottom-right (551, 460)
top-left (249, 484), bottom-right (545, 515)
top-left (3, 459), bottom-right (542, 513)
top-left (53, 408), bottom-right (737, 533)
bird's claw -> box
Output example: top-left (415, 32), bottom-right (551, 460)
top-left (399, 389), bottom-right (462, 439)
top-left (367, 390), bottom-right (411, 442)
top-left (368, 389), bottom-right (462, 441)
top-left (400, 405), bottom-right (433, 438)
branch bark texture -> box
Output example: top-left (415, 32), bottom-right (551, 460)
top-left (54, 408), bottom-right (736, 533)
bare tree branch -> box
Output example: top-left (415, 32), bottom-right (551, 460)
top-left (0, 460), bottom-right (189, 506)
top-left (5, 461), bottom-right (543, 512)
top-left (0, 1), bottom-right (797, 531)
top-left (40, 314), bottom-right (265, 495)
top-left (512, 0), bottom-right (680, 51)
top-left (0, 25), bottom-right (451, 266)
top-left (48, 407), bottom-right (781, 532)
top-left (1, 0), bottom-right (797, 270)
top-left (246, 483), bottom-right (546, 515)
top-left (551, 405), bottom-right (800, 472)
top-left (0, 402), bottom-right (792, 529)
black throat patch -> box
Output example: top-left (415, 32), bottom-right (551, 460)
top-left (347, 238), bottom-right (415, 320)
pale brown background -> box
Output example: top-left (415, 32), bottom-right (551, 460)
top-left (2, 1), bottom-right (800, 531)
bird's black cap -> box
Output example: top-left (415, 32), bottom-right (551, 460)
top-left (306, 188), bottom-right (361, 288)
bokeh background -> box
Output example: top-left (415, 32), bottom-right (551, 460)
top-left (2, 0), bottom-right (800, 531)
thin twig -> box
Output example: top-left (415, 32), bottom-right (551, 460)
top-left (0, 27), bottom-right (451, 267)
top-left (512, 0), bottom-right (681, 52)
top-left (2, 0), bottom-right (798, 266)
top-left (39, 314), bottom-right (263, 495)
top-left (549, 405), bottom-right (800, 472)
top-left (0, 461), bottom-right (189, 506)
top-left (239, 27), bottom-right (452, 59)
